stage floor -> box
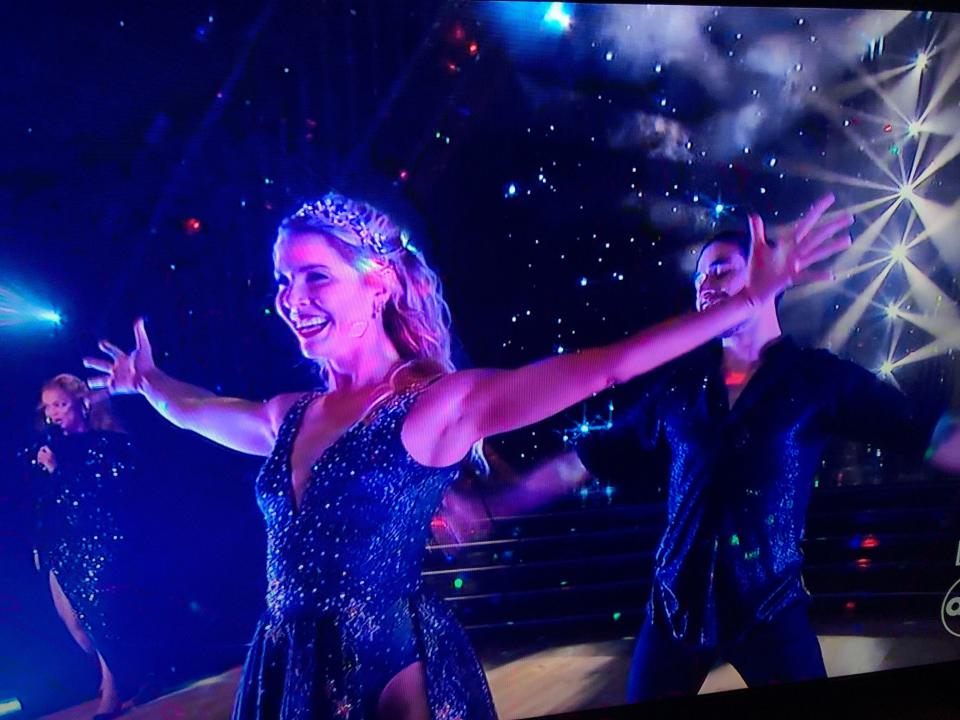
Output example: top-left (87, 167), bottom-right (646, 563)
top-left (39, 632), bottom-right (960, 719)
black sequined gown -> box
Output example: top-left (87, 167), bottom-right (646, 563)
top-left (232, 387), bottom-right (498, 720)
top-left (27, 430), bottom-right (141, 687)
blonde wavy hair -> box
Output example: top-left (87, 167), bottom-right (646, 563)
top-left (278, 192), bottom-right (455, 391)
top-left (37, 373), bottom-right (124, 433)
top-left (278, 193), bottom-right (487, 472)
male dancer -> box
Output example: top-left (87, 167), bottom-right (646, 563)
top-left (455, 226), bottom-right (960, 701)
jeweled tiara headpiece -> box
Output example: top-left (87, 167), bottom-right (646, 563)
top-left (289, 195), bottom-right (414, 256)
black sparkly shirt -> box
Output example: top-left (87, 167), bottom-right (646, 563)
top-left (578, 337), bottom-right (938, 647)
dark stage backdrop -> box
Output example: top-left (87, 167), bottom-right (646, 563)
top-left (1, 2), bottom-right (958, 717)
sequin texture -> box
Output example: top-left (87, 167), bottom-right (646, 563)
top-left (24, 430), bottom-right (138, 654)
top-left (232, 387), bottom-right (497, 719)
top-left (578, 338), bottom-right (939, 647)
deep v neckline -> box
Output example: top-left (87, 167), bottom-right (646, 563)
top-left (284, 390), bottom-right (396, 517)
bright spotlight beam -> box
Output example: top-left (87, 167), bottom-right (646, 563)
top-left (824, 263), bottom-right (895, 350)
top-left (919, 50), bottom-right (960, 123)
top-left (907, 197), bottom-right (960, 269)
top-left (896, 308), bottom-right (960, 338)
top-left (843, 196), bottom-right (905, 216)
top-left (818, 63), bottom-right (913, 126)
top-left (0, 284), bottom-right (64, 329)
top-left (900, 258), bottom-right (960, 320)
top-left (908, 133), bottom-right (930, 183)
top-left (835, 200), bottom-right (904, 272)
top-left (831, 64), bottom-right (915, 102)
top-left (787, 162), bottom-right (897, 193)
top-left (878, 360), bottom-right (903, 389)
top-left (890, 328), bottom-right (960, 368)
top-left (800, 25), bottom-right (960, 364)
top-left (887, 311), bottom-right (907, 356)
top-left (913, 132), bottom-right (960, 187)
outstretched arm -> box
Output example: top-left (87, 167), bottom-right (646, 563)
top-left (84, 318), bottom-right (294, 456)
top-left (408, 195), bottom-right (852, 467)
top-left (822, 352), bottom-right (960, 476)
top-left (435, 451), bottom-right (589, 543)
top-left (483, 450), bottom-right (590, 516)
top-left (441, 196), bottom-right (848, 450)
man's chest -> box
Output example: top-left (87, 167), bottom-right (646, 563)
top-left (657, 375), bottom-right (824, 457)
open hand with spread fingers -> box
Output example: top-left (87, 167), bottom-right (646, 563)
top-left (82, 317), bottom-right (156, 395)
top-left (745, 192), bottom-right (854, 307)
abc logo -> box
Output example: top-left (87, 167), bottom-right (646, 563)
top-left (942, 578), bottom-right (960, 637)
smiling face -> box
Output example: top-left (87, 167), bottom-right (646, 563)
top-left (41, 386), bottom-right (87, 434)
top-left (273, 230), bottom-right (392, 363)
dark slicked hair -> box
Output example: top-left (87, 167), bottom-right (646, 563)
top-left (696, 229), bottom-right (751, 268)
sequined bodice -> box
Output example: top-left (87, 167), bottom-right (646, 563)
top-left (255, 387), bottom-right (458, 620)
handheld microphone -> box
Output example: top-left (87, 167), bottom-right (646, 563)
top-left (41, 423), bottom-right (63, 451)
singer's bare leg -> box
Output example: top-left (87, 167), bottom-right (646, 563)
top-left (49, 570), bottom-right (122, 715)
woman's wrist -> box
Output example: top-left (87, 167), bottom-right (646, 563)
top-left (137, 366), bottom-right (163, 396)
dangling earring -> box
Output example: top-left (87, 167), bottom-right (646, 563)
top-left (81, 402), bottom-right (91, 420)
top-left (351, 297), bottom-right (386, 337)
top-left (348, 320), bottom-right (370, 338)
top-left (44, 416), bottom-right (53, 425)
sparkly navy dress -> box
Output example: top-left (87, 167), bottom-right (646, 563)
top-left (232, 387), bottom-right (498, 720)
top-left (26, 430), bottom-right (141, 685)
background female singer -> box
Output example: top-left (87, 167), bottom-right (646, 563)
top-left (30, 373), bottom-right (139, 719)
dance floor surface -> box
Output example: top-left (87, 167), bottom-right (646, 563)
top-left (39, 625), bottom-right (960, 720)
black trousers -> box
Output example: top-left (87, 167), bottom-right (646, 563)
top-left (626, 602), bottom-right (827, 703)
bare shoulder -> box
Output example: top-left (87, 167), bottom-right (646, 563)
top-left (264, 392), bottom-right (308, 436)
top-left (402, 369), bottom-right (490, 467)
top-left (408, 368), bottom-right (497, 421)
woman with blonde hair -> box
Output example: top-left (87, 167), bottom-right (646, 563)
top-left (29, 373), bottom-right (137, 719)
top-left (85, 191), bottom-right (850, 719)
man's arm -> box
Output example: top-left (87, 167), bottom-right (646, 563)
top-left (822, 351), bottom-right (954, 472)
top-left (435, 380), bottom-right (663, 540)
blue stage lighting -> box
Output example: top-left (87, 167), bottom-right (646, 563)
top-left (37, 309), bottom-right (62, 324)
top-left (0, 698), bottom-right (23, 717)
top-left (544, 3), bottom-right (572, 31)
